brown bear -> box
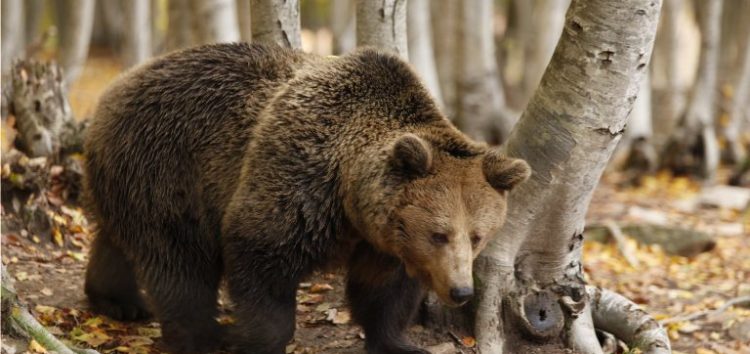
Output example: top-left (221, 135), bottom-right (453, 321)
top-left (83, 43), bottom-right (530, 354)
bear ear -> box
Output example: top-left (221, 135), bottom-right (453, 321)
top-left (482, 149), bottom-right (531, 191)
top-left (390, 134), bottom-right (433, 178)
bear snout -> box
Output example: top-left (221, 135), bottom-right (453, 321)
top-left (449, 286), bottom-right (474, 304)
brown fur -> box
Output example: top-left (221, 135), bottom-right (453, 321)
top-left (83, 43), bottom-right (530, 354)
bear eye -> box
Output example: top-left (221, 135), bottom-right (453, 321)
top-left (431, 233), bottom-right (449, 245)
top-left (471, 234), bottom-right (482, 246)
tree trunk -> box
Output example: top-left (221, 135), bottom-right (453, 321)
top-left (331, 0), bottom-right (356, 54)
top-left (725, 28), bottom-right (750, 163)
top-left (662, 0), bottom-right (722, 180)
top-left (520, 0), bottom-right (570, 108)
top-left (251, 0), bottom-right (301, 48)
top-left (651, 0), bottom-right (686, 153)
top-left (474, 0), bottom-right (669, 352)
top-left (98, 0), bottom-right (125, 51)
top-left (23, 0), bottom-right (43, 45)
top-left (191, 0), bottom-right (240, 44)
top-left (430, 0), bottom-right (459, 119)
top-left (9, 61), bottom-right (74, 158)
top-left (356, 0), bottom-right (407, 58)
top-left (407, 0), bottom-right (442, 107)
top-left (455, 0), bottom-right (514, 144)
top-left (123, 0), bottom-right (152, 68)
top-left (57, 0), bottom-right (95, 84)
top-left (623, 73), bottom-right (658, 173)
top-left (236, 0), bottom-right (252, 42)
top-left (166, 0), bottom-right (195, 50)
top-left (2, 0), bottom-right (24, 76)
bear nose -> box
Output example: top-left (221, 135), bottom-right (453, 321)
top-left (449, 287), bottom-right (474, 304)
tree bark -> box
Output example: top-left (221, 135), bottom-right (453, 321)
top-left (662, 0), bottom-right (722, 180)
top-left (57, 0), bottom-right (95, 84)
top-left (474, 0), bottom-right (668, 352)
top-left (430, 0), bottom-right (459, 118)
top-left (236, 0), bottom-right (252, 42)
top-left (23, 0), bottom-right (43, 45)
top-left (2, 0), bottom-right (24, 76)
top-left (725, 28), bottom-right (750, 163)
top-left (455, 0), bottom-right (514, 144)
top-left (651, 0), bottom-right (685, 153)
top-left (251, 0), bottom-right (301, 48)
top-left (166, 0), bottom-right (195, 50)
top-left (123, 0), bottom-right (152, 68)
top-left (331, 0), bottom-right (356, 54)
top-left (623, 73), bottom-right (658, 173)
top-left (407, 0), bottom-right (442, 107)
top-left (9, 61), bottom-right (74, 158)
top-left (520, 0), bottom-right (570, 108)
top-left (356, 0), bottom-right (408, 58)
top-left (191, 0), bottom-right (240, 44)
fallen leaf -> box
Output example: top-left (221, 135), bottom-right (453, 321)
top-left (309, 283), bottom-right (334, 293)
top-left (28, 339), bottom-right (47, 353)
top-left (461, 336), bottom-right (476, 348)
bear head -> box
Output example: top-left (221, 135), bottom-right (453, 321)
top-left (363, 132), bottom-right (531, 307)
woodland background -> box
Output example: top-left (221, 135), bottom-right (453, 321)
top-left (1, 0), bottom-right (749, 354)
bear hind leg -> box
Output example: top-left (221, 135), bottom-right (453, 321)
top-left (346, 244), bottom-right (428, 354)
top-left (85, 231), bottom-right (151, 321)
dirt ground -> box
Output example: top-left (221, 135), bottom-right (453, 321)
top-left (2, 169), bottom-right (748, 354)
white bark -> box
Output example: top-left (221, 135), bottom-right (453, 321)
top-left (475, 0), bottom-right (666, 352)
top-left (725, 30), bottom-right (750, 163)
top-left (588, 287), bottom-right (671, 354)
top-left (430, 0), bottom-right (458, 118)
top-left (651, 0), bottom-right (685, 152)
top-left (663, 0), bottom-right (722, 179)
top-left (58, 0), bottom-right (95, 84)
top-left (191, 0), bottom-right (240, 44)
top-left (237, 0), bottom-right (252, 42)
top-left (167, 0), bottom-right (194, 50)
top-left (24, 0), bottom-right (43, 44)
top-left (455, 0), bottom-right (513, 143)
top-left (1, 0), bottom-right (24, 76)
top-left (251, 0), bottom-right (301, 48)
top-left (356, 0), bottom-right (408, 58)
top-left (521, 0), bottom-right (570, 107)
top-left (407, 0), bottom-right (442, 107)
top-left (331, 0), bottom-right (356, 54)
top-left (123, 0), bottom-right (152, 68)
top-left (624, 73), bottom-right (658, 172)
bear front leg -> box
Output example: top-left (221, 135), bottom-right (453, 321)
top-left (224, 239), bottom-right (300, 354)
top-left (346, 243), bottom-right (428, 354)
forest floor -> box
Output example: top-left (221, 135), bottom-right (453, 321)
top-left (2, 53), bottom-right (749, 354)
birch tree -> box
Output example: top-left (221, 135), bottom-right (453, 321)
top-left (57, 0), bottom-right (95, 84)
top-left (356, 0), bottom-right (407, 58)
top-left (473, 0), bottom-right (669, 352)
top-left (430, 0), bottom-right (459, 118)
top-left (455, 0), bottom-right (514, 144)
top-left (166, 0), bottom-right (194, 50)
top-left (236, 0), bottom-right (252, 42)
top-left (662, 0), bottom-right (723, 180)
top-left (191, 0), bottom-right (240, 44)
top-left (123, 0), bottom-right (152, 68)
top-left (520, 0), bottom-right (570, 107)
top-left (724, 30), bottom-right (750, 163)
top-left (251, 0), bottom-right (301, 48)
top-left (1, 0), bottom-right (24, 76)
top-left (623, 73), bottom-right (657, 173)
top-left (407, 0), bottom-right (442, 107)
top-left (331, 0), bottom-right (356, 54)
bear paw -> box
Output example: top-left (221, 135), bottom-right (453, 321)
top-left (88, 296), bottom-right (151, 321)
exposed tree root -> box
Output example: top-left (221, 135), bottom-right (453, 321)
top-left (661, 295), bottom-right (750, 325)
top-left (1, 266), bottom-right (100, 354)
top-left (587, 286), bottom-right (670, 354)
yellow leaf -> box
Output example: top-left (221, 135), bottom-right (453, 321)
top-left (28, 339), bottom-right (47, 353)
top-left (52, 228), bottom-right (64, 247)
top-left (461, 336), bottom-right (476, 347)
